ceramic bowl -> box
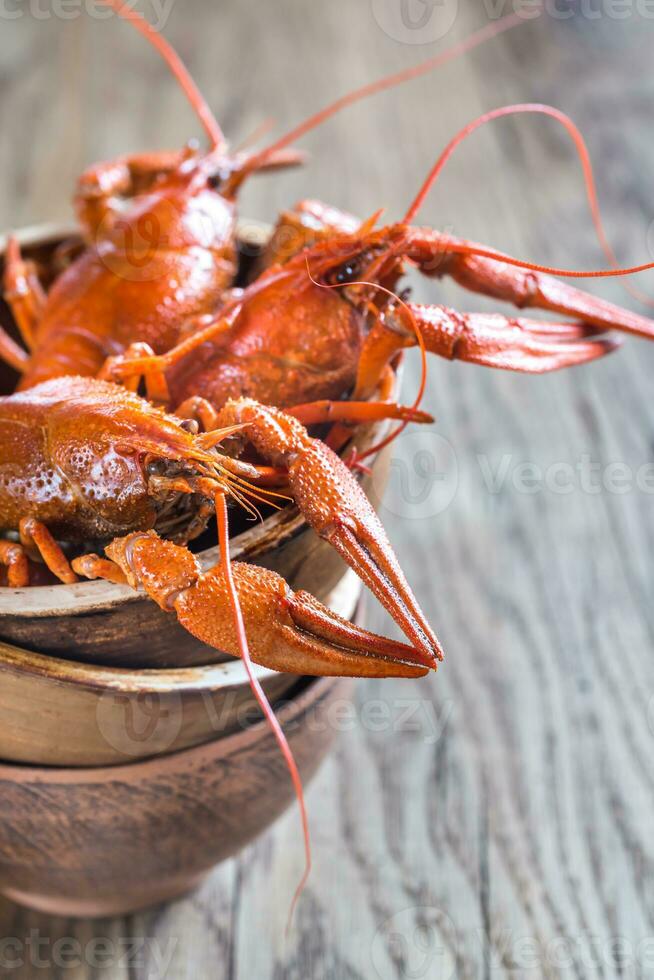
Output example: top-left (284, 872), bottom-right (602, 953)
top-left (0, 673), bottom-right (352, 917)
top-left (0, 572), bottom-right (359, 767)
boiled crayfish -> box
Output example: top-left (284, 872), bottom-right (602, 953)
top-left (1, 0), bottom-right (305, 388)
top-left (100, 102), bottom-right (654, 445)
top-left (0, 373), bottom-right (438, 897)
top-left (1, 10), bottom-right (527, 392)
top-left (0, 376), bottom-right (438, 675)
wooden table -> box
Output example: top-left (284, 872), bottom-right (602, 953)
top-left (1, 2), bottom-right (654, 977)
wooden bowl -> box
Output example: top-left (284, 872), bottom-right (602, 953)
top-left (0, 673), bottom-right (352, 917)
top-left (0, 223), bottom-right (393, 669)
top-left (0, 572), bottom-right (360, 767)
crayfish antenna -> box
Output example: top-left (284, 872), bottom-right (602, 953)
top-left (234, 12), bottom-right (527, 184)
top-left (98, 0), bottom-right (225, 149)
top-left (97, 522), bottom-right (314, 922)
top-left (403, 102), bottom-right (654, 310)
top-left (213, 492), bottom-right (311, 927)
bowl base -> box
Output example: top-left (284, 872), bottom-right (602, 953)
top-left (2, 869), bottom-right (209, 918)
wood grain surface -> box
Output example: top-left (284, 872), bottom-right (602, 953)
top-left (1, 1), bottom-right (654, 977)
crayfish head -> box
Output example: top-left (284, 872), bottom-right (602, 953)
top-left (123, 150), bottom-right (237, 260)
top-left (134, 419), bottom-right (250, 540)
top-left (140, 416), bottom-right (283, 538)
top-left (76, 143), bottom-right (237, 271)
top-left (259, 198), bottom-right (361, 270)
top-left (141, 449), bottom-right (215, 542)
top-left (38, 377), bottom-right (241, 542)
top-left (294, 223), bottom-right (407, 305)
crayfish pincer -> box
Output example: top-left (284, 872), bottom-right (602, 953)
top-left (74, 531), bottom-right (428, 679)
top-left (212, 397), bottom-right (442, 666)
top-left (0, 376), bottom-right (441, 675)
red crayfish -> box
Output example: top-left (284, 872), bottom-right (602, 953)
top-left (1, 5), bottom-right (524, 394)
top-left (100, 103), bottom-right (654, 461)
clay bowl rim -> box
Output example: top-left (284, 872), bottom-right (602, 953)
top-left (0, 631), bottom-right (283, 694)
top-left (0, 219), bottom-right (386, 620)
top-left (0, 671), bottom-right (332, 781)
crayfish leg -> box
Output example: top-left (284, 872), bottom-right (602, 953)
top-left (175, 395), bottom-right (222, 431)
top-left (71, 554), bottom-right (128, 586)
top-left (3, 237), bottom-right (45, 355)
top-left (19, 518), bottom-right (78, 584)
top-left (287, 399), bottom-right (432, 428)
top-left (98, 342), bottom-right (171, 404)
top-left (0, 540), bottom-right (29, 588)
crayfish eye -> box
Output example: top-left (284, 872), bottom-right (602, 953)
top-left (328, 261), bottom-right (360, 286)
top-left (207, 165), bottom-right (233, 191)
top-left (145, 457), bottom-right (166, 477)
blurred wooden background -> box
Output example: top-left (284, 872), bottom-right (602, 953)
top-left (2, 1), bottom-right (654, 977)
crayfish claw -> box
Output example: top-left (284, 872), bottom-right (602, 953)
top-left (284, 588), bottom-right (429, 677)
top-left (323, 518), bottom-right (443, 670)
top-left (80, 531), bottom-right (429, 677)
top-left (174, 560), bottom-right (430, 678)
top-left (284, 437), bottom-right (444, 668)
top-left (204, 399), bottom-right (444, 668)
top-left (386, 303), bottom-right (623, 376)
